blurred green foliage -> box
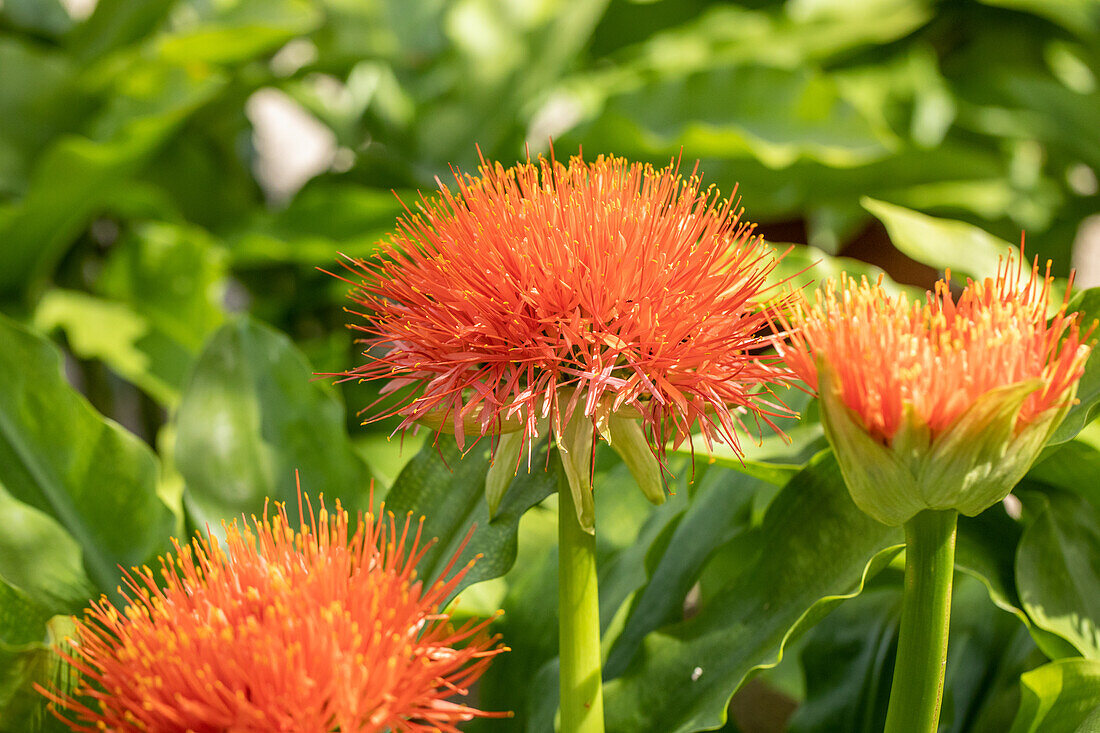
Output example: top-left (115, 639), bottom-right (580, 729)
top-left (2, 0), bottom-right (1100, 731)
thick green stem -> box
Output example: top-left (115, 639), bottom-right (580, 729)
top-left (558, 471), bottom-right (605, 733)
top-left (884, 509), bottom-right (958, 733)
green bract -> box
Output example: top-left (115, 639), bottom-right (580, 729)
top-left (819, 362), bottom-right (1075, 526)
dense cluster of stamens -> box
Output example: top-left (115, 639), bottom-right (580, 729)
top-left (780, 256), bottom-right (1092, 444)
top-left (336, 151), bottom-right (794, 458)
top-left (39, 496), bottom-right (506, 732)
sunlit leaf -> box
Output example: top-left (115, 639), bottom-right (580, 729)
top-left (1009, 658), bottom-right (1100, 733)
top-left (175, 317), bottom-right (370, 526)
top-left (0, 315), bottom-right (173, 602)
top-left (382, 436), bottom-right (558, 593)
top-left (1016, 491), bottom-right (1100, 659)
top-left (862, 196), bottom-right (1015, 278)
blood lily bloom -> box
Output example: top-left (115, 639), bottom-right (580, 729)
top-left (779, 256), bottom-right (1092, 526)
top-left (337, 151), bottom-right (793, 524)
top-left (334, 150), bottom-right (793, 733)
top-left (778, 254), bottom-right (1092, 733)
top-left (38, 495), bottom-right (506, 732)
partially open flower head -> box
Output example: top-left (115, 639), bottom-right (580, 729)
top-left (779, 255), bottom-right (1092, 526)
top-left (39, 495), bottom-right (507, 732)
top-left (336, 151), bottom-right (794, 526)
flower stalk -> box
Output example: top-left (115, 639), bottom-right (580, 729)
top-left (884, 509), bottom-right (958, 733)
top-left (557, 467), bottom-right (605, 733)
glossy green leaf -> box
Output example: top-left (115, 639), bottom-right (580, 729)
top-left (603, 453), bottom-right (904, 733)
top-left (382, 436), bottom-right (558, 594)
top-left (0, 315), bottom-right (172, 602)
top-left (862, 197), bottom-right (1015, 278)
top-left (787, 587), bottom-right (900, 733)
top-left (956, 507), bottom-right (1027, 621)
top-left (97, 222), bottom-right (228, 353)
top-left (175, 317), bottom-right (370, 526)
top-left (790, 576), bottom-right (1040, 733)
top-left (1016, 491), bottom-right (1100, 659)
top-left (0, 485), bottom-right (94, 616)
top-left (1009, 659), bottom-right (1100, 733)
top-left (34, 290), bottom-right (160, 392)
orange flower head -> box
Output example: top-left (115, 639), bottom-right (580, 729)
top-left (336, 151), bottom-right (794, 467)
top-left (779, 254), bottom-right (1093, 525)
top-left (39, 494), bottom-right (507, 732)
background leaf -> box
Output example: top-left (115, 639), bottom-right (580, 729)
top-left (602, 453), bottom-right (903, 733)
top-left (1009, 659), bottom-right (1100, 733)
top-left (382, 436), bottom-right (558, 593)
top-left (174, 317), bottom-right (370, 526)
top-left (1016, 491), bottom-right (1100, 659)
top-left (0, 315), bottom-right (172, 603)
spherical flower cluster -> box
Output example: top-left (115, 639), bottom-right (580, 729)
top-left (39, 496), bottom-right (506, 732)
top-left (778, 256), bottom-right (1092, 524)
top-left (337, 151), bottom-right (793, 463)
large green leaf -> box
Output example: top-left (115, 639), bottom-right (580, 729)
top-left (862, 196), bottom-right (1015, 278)
top-left (603, 453), bottom-right (904, 733)
top-left (0, 315), bottom-right (172, 602)
top-left (1016, 491), bottom-right (1100, 659)
top-left (1009, 659), bottom-right (1100, 733)
top-left (174, 317), bottom-right (370, 526)
top-left (382, 436), bottom-right (558, 593)
top-left (0, 485), bottom-right (94, 616)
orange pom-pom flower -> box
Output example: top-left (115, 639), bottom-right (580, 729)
top-left (778, 255), bottom-right (1093, 525)
top-left (335, 151), bottom-right (793, 519)
top-left (38, 495), bottom-right (507, 732)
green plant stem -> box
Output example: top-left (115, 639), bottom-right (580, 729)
top-left (884, 508), bottom-right (958, 733)
top-left (558, 472), bottom-right (605, 733)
